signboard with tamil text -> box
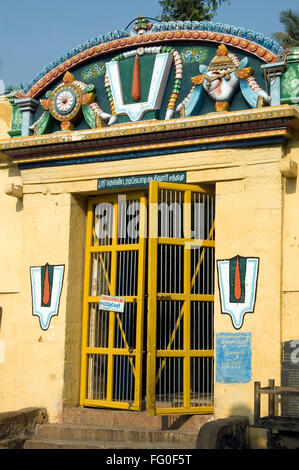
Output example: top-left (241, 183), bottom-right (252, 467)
top-left (216, 332), bottom-right (252, 384)
top-left (97, 171), bottom-right (186, 190)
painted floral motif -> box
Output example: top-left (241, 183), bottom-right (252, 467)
top-left (13, 108), bottom-right (22, 128)
top-left (181, 47), bottom-right (208, 64)
top-left (55, 89), bottom-right (76, 114)
top-left (81, 62), bottom-right (106, 82)
top-left (281, 66), bottom-right (299, 104)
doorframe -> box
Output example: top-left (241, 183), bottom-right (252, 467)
top-left (80, 182), bottom-right (215, 415)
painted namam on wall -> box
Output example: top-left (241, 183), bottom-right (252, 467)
top-left (217, 255), bottom-right (259, 329)
top-left (30, 263), bottom-right (65, 330)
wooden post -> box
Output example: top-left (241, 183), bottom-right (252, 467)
top-left (254, 381), bottom-right (261, 424)
top-left (268, 379), bottom-right (275, 417)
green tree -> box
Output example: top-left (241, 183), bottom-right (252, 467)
top-left (157, 0), bottom-right (230, 22)
top-left (272, 9), bottom-right (299, 49)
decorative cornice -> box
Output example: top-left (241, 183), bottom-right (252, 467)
top-left (0, 104), bottom-right (296, 149)
top-left (21, 21), bottom-right (284, 100)
top-left (11, 130), bottom-right (291, 166)
top-left (17, 136), bottom-right (288, 170)
top-left (0, 105), bottom-right (297, 167)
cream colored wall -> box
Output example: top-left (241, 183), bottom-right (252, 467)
top-left (0, 97), bottom-right (23, 413)
top-left (9, 142), bottom-right (285, 424)
top-left (0, 98), bottom-right (21, 292)
top-left (282, 130), bottom-right (299, 343)
top-left (0, 94), bottom-right (86, 419)
top-left (0, 98), bottom-right (86, 420)
top-left (0, 192), bottom-right (69, 421)
top-left (0, 93), bottom-right (298, 446)
top-left (210, 133), bottom-right (299, 448)
top-left (213, 158), bottom-right (283, 449)
top-left (0, 188), bottom-right (86, 422)
top-left (0, 96), bottom-right (11, 139)
top-left (0, 97), bottom-right (85, 420)
top-left (0, 172), bottom-right (22, 410)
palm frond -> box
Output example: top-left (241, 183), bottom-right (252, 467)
top-left (272, 9), bottom-right (299, 48)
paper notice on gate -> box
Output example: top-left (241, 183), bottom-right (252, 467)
top-left (99, 295), bottom-right (125, 313)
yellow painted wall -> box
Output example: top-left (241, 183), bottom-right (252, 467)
top-left (0, 94), bottom-right (298, 447)
top-left (0, 189), bottom-right (86, 422)
top-left (0, 98), bottom-right (24, 413)
top-left (213, 158), bottom-right (283, 449)
top-left (0, 192), bottom-right (69, 421)
top-left (0, 97), bottom-right (21, 289)
top-left (0, 93), bottom-right (86, 419)
top-left (0, 96), bottom-right (11, 139)
top-left (282, 131), bottom-right (299, 343)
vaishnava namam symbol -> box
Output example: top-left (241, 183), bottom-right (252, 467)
top-left (30, 263), bottom-right (65, 330)
top-left (217, 255), bottom-right (259, 329)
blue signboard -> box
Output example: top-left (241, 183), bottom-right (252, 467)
top-left (216, 332), bottom-right (252, 384)
top-left (97, 171), bottom-right (186, 190)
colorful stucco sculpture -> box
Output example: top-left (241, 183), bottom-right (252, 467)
top-left (5, 16), bottom-right (297, 140)
top-left (177, 44), bottom-right (271, 116)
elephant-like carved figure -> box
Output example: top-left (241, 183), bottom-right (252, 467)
top-left (177, 44), bottom-right (271, 117)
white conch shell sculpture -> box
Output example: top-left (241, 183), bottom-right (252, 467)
top-left (177, 44), bottom-right (270, 116)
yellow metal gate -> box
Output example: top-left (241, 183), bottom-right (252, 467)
top-left (80, 181), bottom-right (215, 415)
top-left (80, 192), bottom-right (147, 410)
top-left (147, 181), bottom-right (215, 415)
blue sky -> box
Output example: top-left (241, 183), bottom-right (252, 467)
top-left (0, 0), bottom-right (298, 89)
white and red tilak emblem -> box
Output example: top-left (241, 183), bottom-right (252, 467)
top-left (217, 255), bottom-right (259, 329)
top-left (30, 263), bottom-right (65, 330)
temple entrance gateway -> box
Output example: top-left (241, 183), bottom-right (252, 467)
top-left (80, 181), bottom-right (215, 415)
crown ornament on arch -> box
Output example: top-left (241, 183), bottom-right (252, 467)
top-left (133, 15), bottom-right (153, 35)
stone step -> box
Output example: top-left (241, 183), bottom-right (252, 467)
top-left (24, 439), bottom-right (193, 450)
top-left (62, 407), bottom-right (213, 431)
top-left (24, 437), bottom-right (194, 450)
top-left (23, 408), bottom-right (213, 450)
top-left (35, 423), bottom-right (197, 446)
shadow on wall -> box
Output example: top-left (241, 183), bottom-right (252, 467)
top-left (284, 136), bottom-right (299, 195)
top-left (285, 177), bottom-right (297, 195)
top-left (228, 404), bottom-right (268, 449)
top-left (196, 404), bottom-right (252, 449)
top-left (228, 404), bottom-right (252, 417)
top-left (7, 165), bottom-right (23, 212)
